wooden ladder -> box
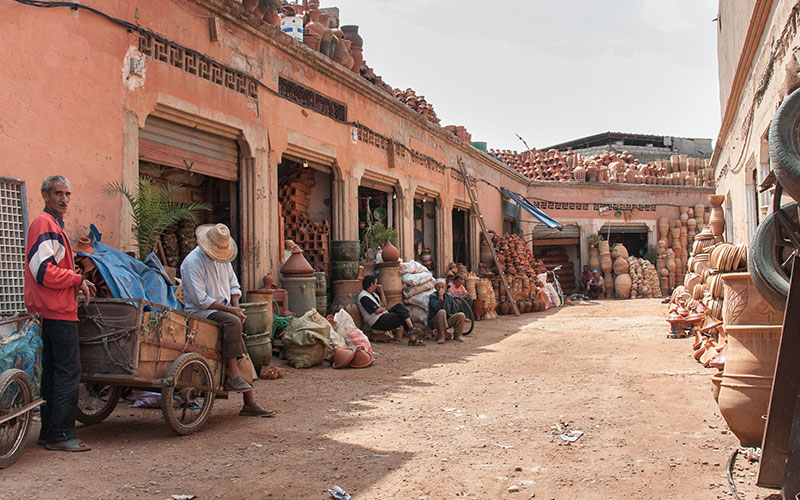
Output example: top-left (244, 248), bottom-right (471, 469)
top-left (457, 157), bottom-right (519, 316)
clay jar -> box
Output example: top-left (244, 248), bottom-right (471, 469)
top-left (331, 345), bottom-right (355, 369)
top-left (709, 194), bottom-right (726, 242)
top-left (341, 25), bottom-right (362, 73)
top-left (589, 247), bottom-right (601, 272)
top-left (718, 325), bottom-right (782, 447)
top-left (305, 10), bottom-right (329, 54)
top-left (74, 237), bottom-right (93, 254)
top-left (381, 239), bottom-right (400, 262)
top-left (281, 246), bottom-right (315, 277)
top-left (721, 272), bottom-right (782, 326)
top-left (614, 273), bottom-right (632, 299)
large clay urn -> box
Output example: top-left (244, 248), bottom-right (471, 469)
top-left (709, 194), bottom-right (726, 243)
top-left (381, 239), bottom-right (400, 262)
top-left (718, 325), bottom-right (782, 447)
top-left (305, 10), bottom-right (328, 54)
top-left (599, 253), bottom-right (613, 275)
top-left (614, 273), bottom-right (632, 299)
top-left (281, 246), bottom-right (315, 277)
top-left (721, 272), bottom-right (782, 326)
top-left (589, 247), bottom-right (601, 272)
top-left (341, 25), bottom-right (363, 73)
top-left (597, 240), bottom-right (610, 255)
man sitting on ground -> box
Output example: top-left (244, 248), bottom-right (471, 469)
top-left (181, 223), bottom-right (274, 417)
top-left (358, 275), bottom-right (423, 345)
top-left (586, 269), bottom-right (605, 299)
top-left (428, 279), bottom-right (466, 344)
top-left (578, 265), bottom-right (593, 292)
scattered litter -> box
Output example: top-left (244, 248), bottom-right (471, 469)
top-left (328, 485), bottom-right (351, 500)
top-left (742, 447), bottom-right (761, 461)
top-left (171, 495), bottom-right (196, 500)
top-left (251, 442), bottom-right (263, 448)
top-left (356, 454), bottom-right (390, 458)
top-left (496, 444), bottom-right (513, 449)
top-left (508, 485), bottom-right (520, 492)
top-left (442, 408), bottom-right (457, 412)
top-left (559, 430), bottom-right (584, 443)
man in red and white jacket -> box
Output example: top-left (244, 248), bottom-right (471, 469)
top-left (25, 175), bottom-right (94, 452)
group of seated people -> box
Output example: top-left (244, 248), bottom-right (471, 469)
top-left (357, 274), bottom-right (472, 346)
top-left (578, 265), bottom-right (605, 299)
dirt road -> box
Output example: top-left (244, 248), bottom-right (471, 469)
top-left (1, 299), bottom-right (775, 499)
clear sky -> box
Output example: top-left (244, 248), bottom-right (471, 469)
top-left (328, 0), bottom-right (721, 151)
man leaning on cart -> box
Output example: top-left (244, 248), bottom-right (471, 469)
top-left (180, 223), bottom-right (275, 417)
top-left (25, 175), bottom-right (94, 452)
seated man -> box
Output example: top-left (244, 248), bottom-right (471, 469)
top-left (358, 275), bottom-right (422, 344)
top-left (578, 265), bottom-right (593, 292)
top-left (447, 275), bottom-right (473, 307)
top-left (181, 223), bottom-right (274, 417)
top-left (428, 279), bottom-right (466, 344)
top-left (586, 269), bottom-right (605, 299)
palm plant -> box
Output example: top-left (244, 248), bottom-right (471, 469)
top-left (105, 177), bottom-right (211, 259)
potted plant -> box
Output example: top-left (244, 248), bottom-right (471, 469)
top-left (360, 222), bottom-right (398, 262)
top-left (587, 233), bottom-right (602, 248)
top-left (106, 177), bottom-right (210, 260)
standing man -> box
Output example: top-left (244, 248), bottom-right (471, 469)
top-left (25, 175), bottom-right (94, 452)
top-left (428, 279), bottom-right (466, 344)
top-left (180, 223), bottom-right (274, 417)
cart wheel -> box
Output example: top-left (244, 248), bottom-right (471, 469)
top-left (76, 383), bottom-right (122, 425)
top-left (161, 353), bottom-right (216, 436)
top-left (453, 297), bottom-right (475, 336)
top-left (0, 369), bottom-right (34, 469)
top-left (749, 202), bottom-right (799, 311)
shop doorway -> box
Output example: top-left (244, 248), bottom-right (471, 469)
top-left (452, 207), bottom-right (471, 268)
top-left (358, 185), bottom-right (397, 259)
top-left (413, 195), bottom-right (437, 271)
top-left (278, 157), bottom-right (332, 275)
top-left (530, 224), bottom-right (580, 294)
top-left (599, 223), bottom-right (649, 258)
top-left (138, 115), bottom-right (240, 277)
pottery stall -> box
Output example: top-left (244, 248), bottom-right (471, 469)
top-left (281, 247), bottom-right (317, 317)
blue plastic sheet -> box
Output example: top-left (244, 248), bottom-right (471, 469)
top-left (0, 319), bottom-right (42, 397)
top-left (77, 240), bottom-right (182, 310)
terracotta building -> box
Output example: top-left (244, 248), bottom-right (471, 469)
top-left (0, 0), bottom-right (714, 313)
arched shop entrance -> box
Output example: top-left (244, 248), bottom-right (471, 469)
top-left (599, 223), bottom-right (650, 259)
top-left (358, 180), bottom-right (399, 260)
top-left (138, 114), bottom-right (242, 279)
top-left (278, 155), bottom-right (334, 276)
top-left (413, 188), bottom-right (439, 273)
top-left (529, 223), bottom-right (581, 295)
top-left (452, 204), bottom-right (472, 271)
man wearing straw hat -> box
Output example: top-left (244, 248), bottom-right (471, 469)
top-left (180, 223), bottom-right (274, 417)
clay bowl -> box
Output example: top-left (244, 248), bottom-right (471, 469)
top-left (331, 346), bottom-right (355, 369)
top-left (350, 347), bottom-right (374, 368)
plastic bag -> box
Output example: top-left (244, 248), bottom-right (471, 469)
top-left (333, 308), bottom-right (357, 336)
top-left (282, 309), bottom-right (331, 368)
top-left (345, 329), bottom-right (372, 355)
top-left (402, 271), bottom-right (433, 287)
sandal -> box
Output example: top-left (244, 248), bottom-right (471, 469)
top-left (45, 438), bottom-right (91, 452)
top-left (407, 334), bottom-right (425, 346)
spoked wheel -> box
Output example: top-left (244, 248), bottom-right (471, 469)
top-left (749, 201), bottom-right (800, 311)
top-left (0, 369), bottom-right (34, 469)
top-left (453, 297), bottom-right (475, 336)
top-left (161, 353), bottom-right (216, 436)
top-left (76, 383), bottom-right (123, 425)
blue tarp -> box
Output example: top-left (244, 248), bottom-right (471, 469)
top-left (77, 240), bottom-right (182, 310)
top-left (502, 189), bottom-right (563, 230)
top-left (0, 319), bottom-right (42, 397)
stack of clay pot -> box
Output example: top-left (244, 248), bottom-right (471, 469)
top-left (476, 279), bottom-right (497, 320)
top-left (597, 240), bottom-right (614, 299)
top-left (628, 257), bottom-right (661, 299)
top-left (393, 88), bottom-right (440, 125)
top-left (611, 244), bottom-right (631, 299)
top-left (488, 232), bottom-right (547, 279)
top-left (377, 240), bottom-right (402, 308)
top-left (489, 148), bottom-right (574, 181)
top-left (708, 195), bottom-right (726, 243)
top-left (538, 247), bottom-right (576, 295)
top-left (281, 169), bottom-right (330, 275)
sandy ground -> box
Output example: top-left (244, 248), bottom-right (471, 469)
top-left (0, 299), bottom-right (781, 500)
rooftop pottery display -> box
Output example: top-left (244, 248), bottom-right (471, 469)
top-left (718, 325), bottom-right (781, 447)
top-left (341, 25), bottom-right (363, 73)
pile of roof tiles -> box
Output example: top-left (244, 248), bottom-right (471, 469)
top-left (392, 88), bottom-right (441, 125)
top-left (490, 148), bottom-right (714, 186)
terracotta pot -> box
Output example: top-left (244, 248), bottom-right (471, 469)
top-left (709, 194), bottom-right (725, 208)
top-left (614, 274), bottom-right (632, 299)
top-left (305, 10), bottom-right (329, 54)
top-left (597, 241), bottom-right (610, 254)
top-left (331, 346), bottom-right (355, 369)
top-left (599, 254), bottom-right (613, 275)
top-left (613, 257), bottom-right (629, 275)
top-left (711, 371), bottom-right (723, 403)
top-left (589, 247), bottom-right (600, 272)
top-left (721, 272), bottom-right (782, 326)
top-left (381, 239), bottom-right (400, 262)
top-left (74, 237), bottom-right (93, 254)
top-left (499, 301), bottom-right (510, 315)
top-left (240, 301), bottom-right (271, 335)
top-left (242, 0), bottom-right (258, 11)
top-left (264, 8), bottom-right (280, 26)
top-left (709, 207), bottom-right (725, 241)
top-left (718, 324), bottom-right (781, 447)
top-left (350, 346), bottom-right (374, 368)
top-left (263, 274), bottom-right (274, 289)
top-left (281, 246), bottom-right (315, 277)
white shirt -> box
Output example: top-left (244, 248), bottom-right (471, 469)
top-left (180, 246), bottom-right (241, 318)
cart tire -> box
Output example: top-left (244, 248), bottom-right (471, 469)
top-left (770, 88), bottom-right (800, 201)
top-left (76, 384), bottom-right (122, 425)
top-left (161, 353), bottom-right (216, 436)
top-left (748, 202), bottom-right (798, 311)
top-left (0, 369), bottom-right (34, 469)
top-left (453, 297), bottom-right (475, 336)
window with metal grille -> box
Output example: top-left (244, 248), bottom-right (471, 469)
top-left (278, 77), bottom-right (347, 122)
top-left (0, 178), bottom-right (28, 315)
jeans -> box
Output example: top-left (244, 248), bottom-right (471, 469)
top-left (371, 303), bottom-right (412, 332)
top-left (38, 319), bottom-right (81, 443)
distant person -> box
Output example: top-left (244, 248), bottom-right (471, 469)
top-left (429, 279), bottom-right (466, 344)
top-left (586, 270), bottom-right (605, 299)
top-left (448, 274), bottom-right (473, 308)
top-left (358, 275), bottom-right (423, 345)
top-left (25, 175), bottom-right (94, 452)
top-left (578, 265), bottom-right (593, 292)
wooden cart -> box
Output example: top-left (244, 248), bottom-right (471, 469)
top-left (0, 315), bottom-right (42, 468)
top-left (76, 298), bottom-right (228, 435)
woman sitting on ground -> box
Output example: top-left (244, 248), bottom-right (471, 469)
top-left (357, 274), bottom-right (423, 345)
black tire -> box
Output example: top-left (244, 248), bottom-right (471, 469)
top-left (0, 369), bottom-right (34, 469)
top-left (76, 384), bottom-right (123, 425)
top-left (453, 297), bottom-right (475, 336)
top-left (749, 202), bottom-right (797, 311)
top-left (161, 353), bottom-right (216, 436)
top-left (769, 88), bottom-right (800, 201)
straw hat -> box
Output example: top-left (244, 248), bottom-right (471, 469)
top-left (195, 223), bottom-right (238, 263)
